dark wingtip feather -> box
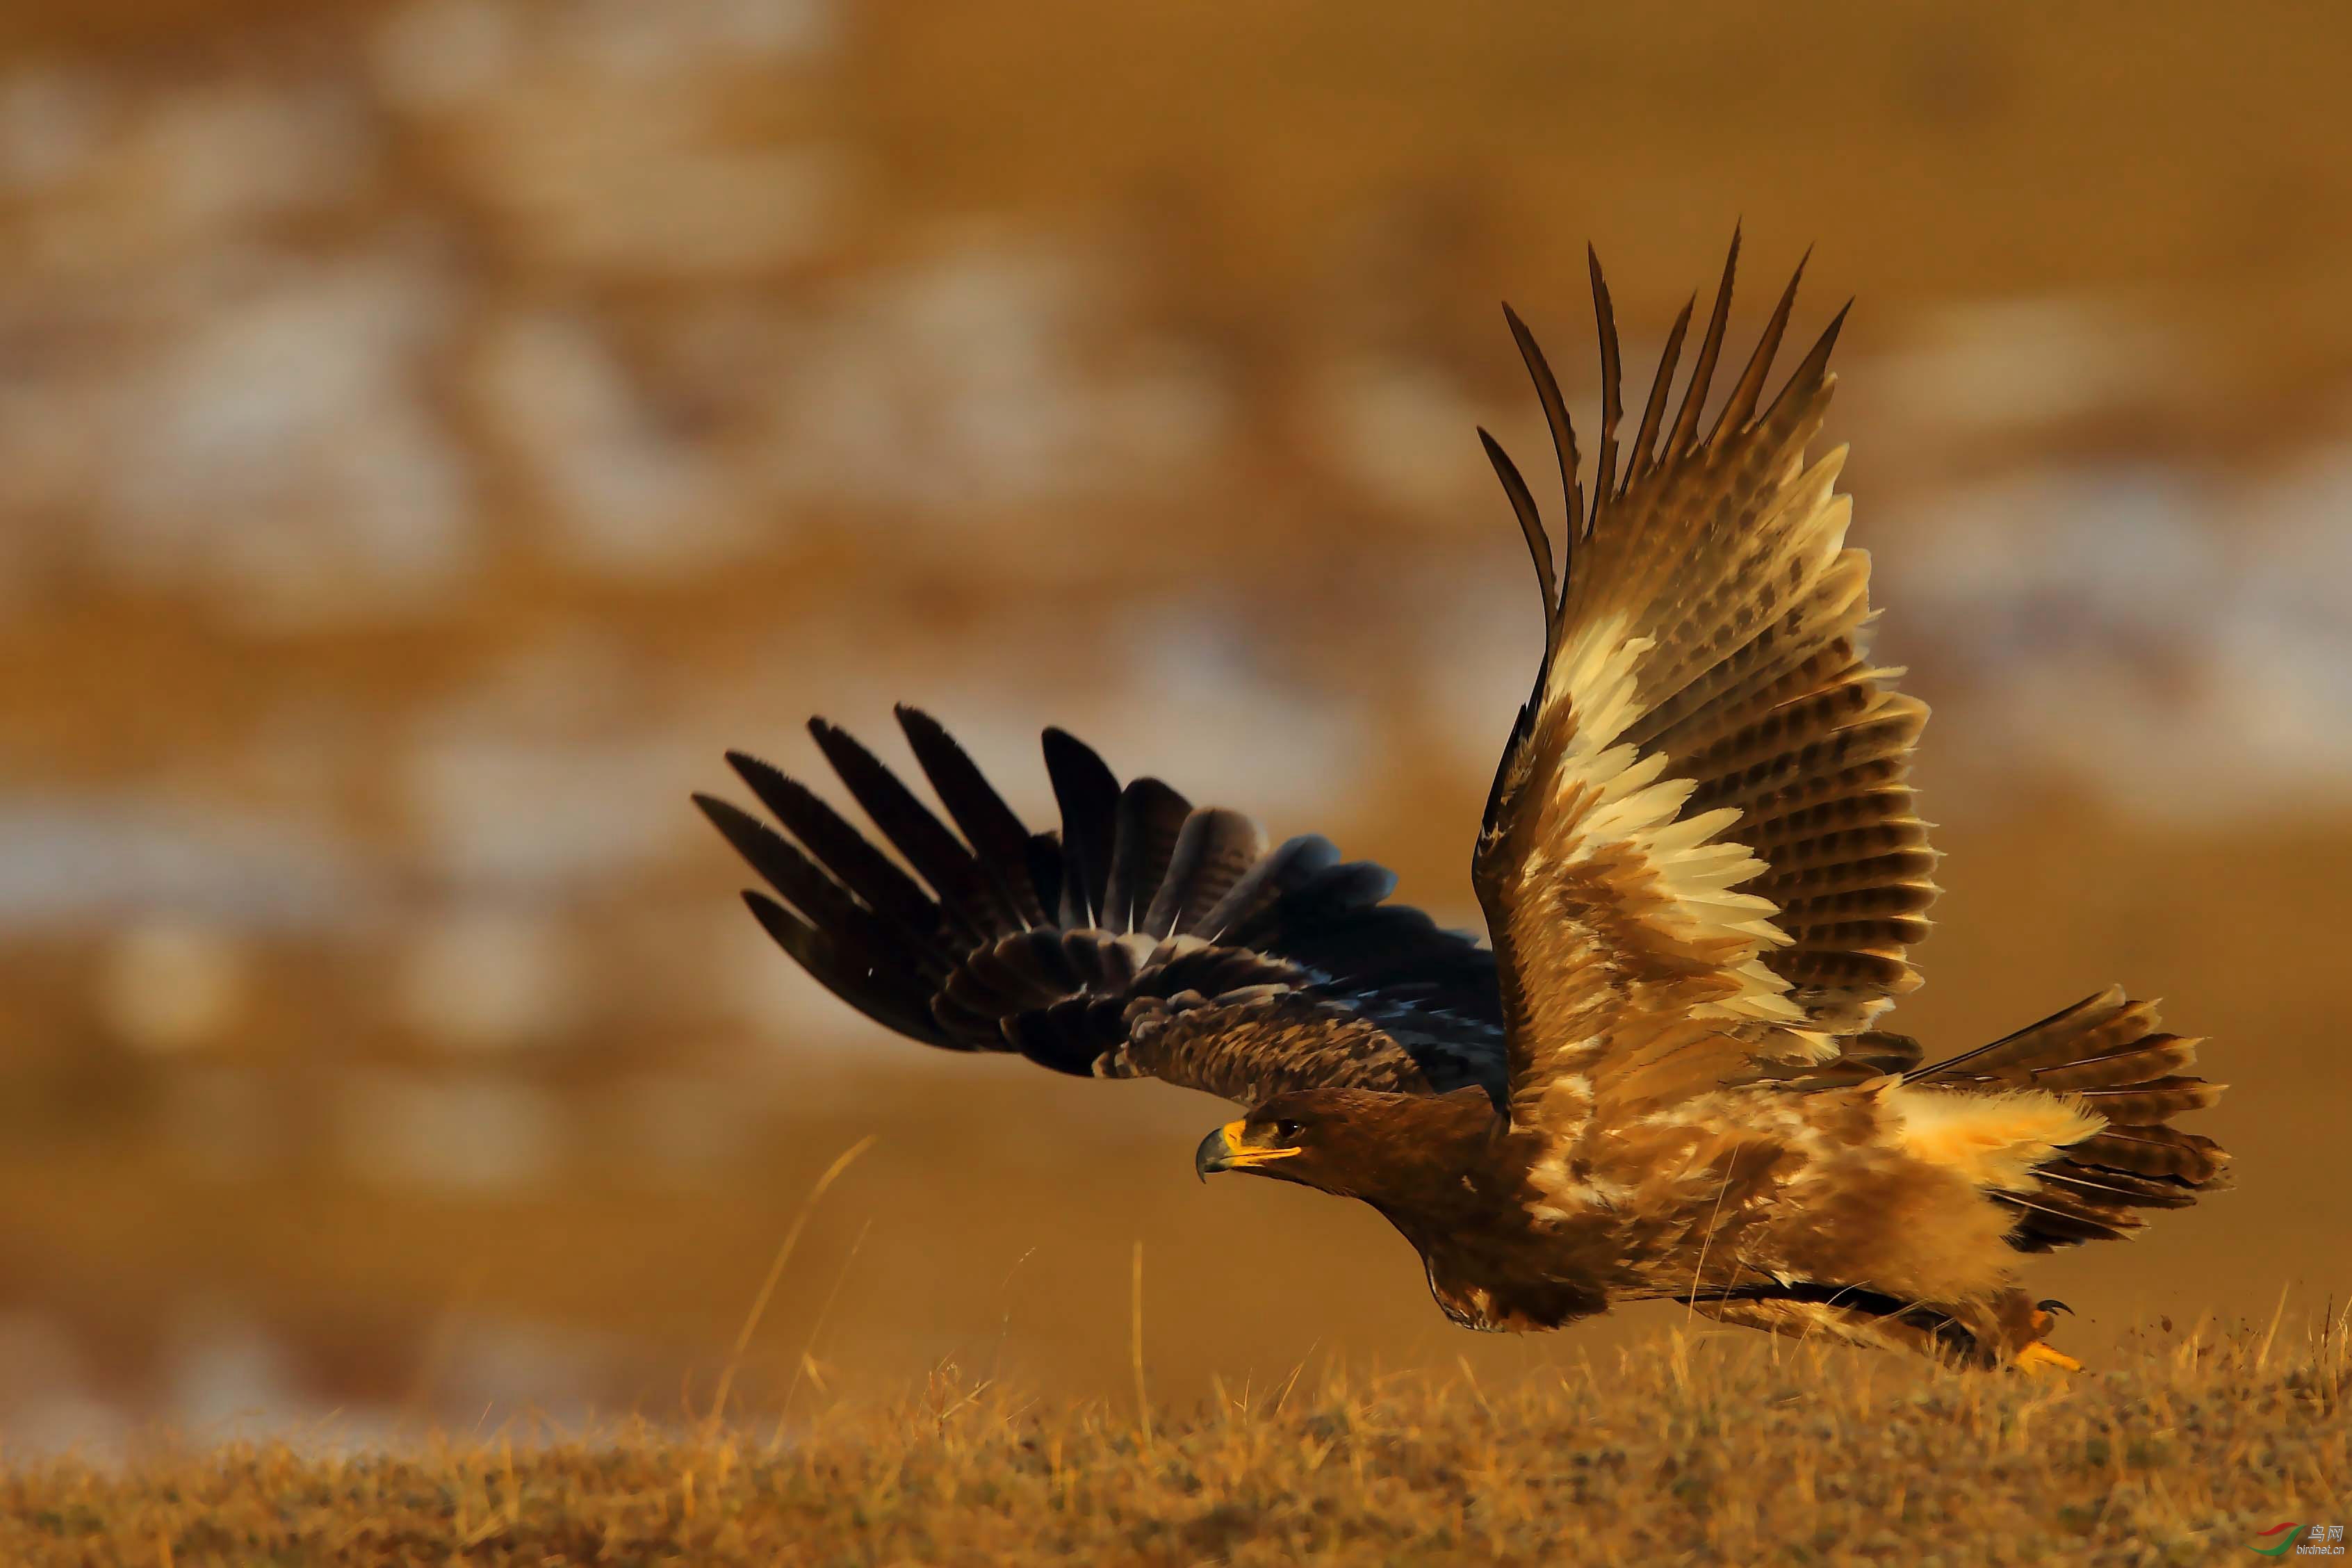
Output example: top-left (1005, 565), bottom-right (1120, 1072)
top-left (1769, 297), bottom-right (1852, 420)
top-left (722, 748), bottom-right (948, 958)
top-left (691, 790), bottom-right (735, 836)
top-left (894, 705), bottom-right (1047, 927)
top-left (1586, 246), bottom-right (1624, 513)
top-left (1478, 426), bottom-right (1556, 642)
top-left (1629, 295), bottom-right (1694, 482)
top-left (1042, 726), bottom-right (1121, 928)
top-left (695, 792), bottom-right (893, 956)
top-left (1501, 301), bottom-right (1585, 546)
top-left (694, 792), bottom-right (798, 886)
top-left (805, 714), bottom-right (1003, 940)
top-left (1142, 806), bottom-right (1264, 938)
top-left (1665, 227), bottom-right (1740, 460)
top-left (1713, 247), bottom-right (1808, 441)
top-left (1103, 776), bottom-right (1193, 933)
top-left (740, 889), bottom-right (948, 1047)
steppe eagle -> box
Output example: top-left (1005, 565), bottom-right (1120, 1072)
top-left (696, 237), bottom-right (2228, 1370)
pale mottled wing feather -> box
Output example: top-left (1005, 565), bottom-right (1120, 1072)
top-left (699, 710), bottom-right (1507, 1106)
top-left (1474, 238), bottom-right (1938, 1133)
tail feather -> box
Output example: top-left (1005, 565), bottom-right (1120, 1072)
top-left (2027, 1034), bottom-right (2199, 1092)
top-left (2068, 1074), bottom-right (2225, 1124)
top-left (2068, 1124), bottom-right (2228, 1184)
top-left (1916, 988), bottom-right (2230, 1253)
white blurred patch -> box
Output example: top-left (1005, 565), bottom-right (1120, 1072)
top-left (1888, 463), bottom-right (2223, 670)
top-left (475, 312), bottom-right (753, 577)
top-left (337, 1072), bottom-right (564, 1193)
top-left (2199, 446), bottom-right (2352, 801)
top-left (96, 919), bottom-right (250, 1054)
top-left (371, 0), bottom-right (521, 109)
top-left (0, 66), bottom-right (109, 192)
top-left (165, 1312), bottom-right (315, 1439)
top-left (402, 630), bottom-right (711, 892)
top-left (1096, 604), bottom-right (1378, 823)
top-left (762, 240), bottom-right (1232, 519)
top-left (0, 795), bottom-right (365, 933)
top-left (767, 243), bottom-right (1091, 513)
top-left (1873, 295), bottom-right (2182, 437)
top-left (405, 733), bottom-right (705, 892)
top-left (430, 1316), bottom-right (623, 1421)
top-left (1889, 451), bottom-right (2352, 819)
top-left (1091, 342), bottom-right (1234, 489)
top-left (457, 80), bottom-right (847, 277)
top-left (402, 908), bottom-right (579, 1052)
top-left (99, 259), bottom-right (476, 630)
top-left (131, 80), bottom-right (372, 231)
top-left (563, 0), bottom-right (838, 74)
top-left (1312, 356), bottom-right (1485, 518)
top-left (1410, 554), bottom-right (1546, 775)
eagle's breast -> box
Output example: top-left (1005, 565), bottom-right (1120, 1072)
top-left (1412, 1217), bottom-right (1611, 1333)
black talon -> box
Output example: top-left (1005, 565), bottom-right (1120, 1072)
top-left (2036, 1298), bottom-right (2074, 1317)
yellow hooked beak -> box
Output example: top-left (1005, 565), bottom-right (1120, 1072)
top-left (1194, 1119), bottom-right (1304, 1180)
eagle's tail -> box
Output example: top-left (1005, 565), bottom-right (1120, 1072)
top-left (1910, 987), bottom-right (2230, 1251)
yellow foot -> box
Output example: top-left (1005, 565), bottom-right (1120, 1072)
top-left (2028, 1299), bottom-right (2072, 1339)
top-left (2014, 1340), bottom-right (2083, 1375)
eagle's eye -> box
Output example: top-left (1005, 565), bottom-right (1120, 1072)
top-left (1273, 1118), bottom-right (1305, 1141)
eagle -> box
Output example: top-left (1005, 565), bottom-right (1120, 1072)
top-left (694, 236), bottom-right (2228, 1371)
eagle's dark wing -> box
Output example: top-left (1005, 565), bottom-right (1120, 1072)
top-left (696, 709), bottom-right (1505, 1106)
top-left (1471, 236), bottom-right (1939, 1133)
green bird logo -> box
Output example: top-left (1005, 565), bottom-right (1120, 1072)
top-left (2253, 1524), bottom-right (2303, 1558)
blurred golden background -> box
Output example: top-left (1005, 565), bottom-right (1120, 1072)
top-left (2, 0), bottom-right (2349, 1451)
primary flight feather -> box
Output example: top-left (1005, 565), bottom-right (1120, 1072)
top-left (696, 236), bottom-right (2228, 1370)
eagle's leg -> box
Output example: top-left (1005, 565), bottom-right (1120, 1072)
top-left (1685, 1293), bottom-right (1977, 1362)
top-left (1953, 1289), bottom-right (2084, 1374)
top-left (2009, 1297), bottom-right (2082, 1375)
top-left (1687, 1284), bottom-right (2082, 1371)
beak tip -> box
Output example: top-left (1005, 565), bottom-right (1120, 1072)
top-left (1193, 1122), bottom-right (1236, 1182)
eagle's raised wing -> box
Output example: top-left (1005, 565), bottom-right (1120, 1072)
top-left (1473, 236), bottom-right (1938, 1134)
top-left (698, 710), bottom-right (1505, 1106)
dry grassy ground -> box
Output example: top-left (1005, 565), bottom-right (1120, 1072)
top-left (4, 1318), bottom-right (2343, 1567)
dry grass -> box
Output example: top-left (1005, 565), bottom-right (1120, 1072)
top-left (6, 1317), bottom-right (2343, 1567)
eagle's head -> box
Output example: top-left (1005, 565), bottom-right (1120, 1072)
top-left (1193, 1085), bottom-right (1501, 1202)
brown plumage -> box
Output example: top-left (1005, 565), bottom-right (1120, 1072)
top-left (699, 236), bottom-right (2229, 1370)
